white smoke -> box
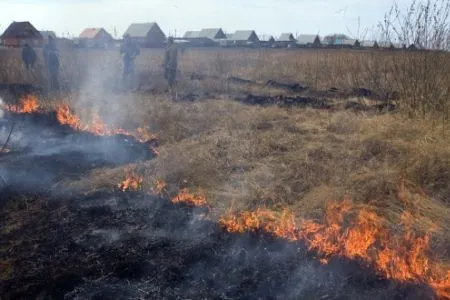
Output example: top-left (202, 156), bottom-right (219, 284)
top-left (0, 96), bottom-right (4, 119)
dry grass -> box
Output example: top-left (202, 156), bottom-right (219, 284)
top-left (59, 93), bottom-right (450, 252)
top-left (1, 47), bottom-right (449, 117)
top-left (2, 45), bottom-right (449, 257)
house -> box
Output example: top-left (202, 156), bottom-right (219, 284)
top-left (40, 31), bottom-right (57, 42)
top-left (361, 40), bottom-right (379, 48)
top-left (323, 34), bottom-right (350, 46)
top-left (342, 39), bottom-right (360, 47)
top-left (182, 29), bottom-right (223, 47)
top-left (56, 37), bottom-right (73, 48)
top-left (229, 30), bottom-right (260, 46)
top-left (77, 28), bottom-right (113, 48)
top-left (330, 38), bottom-right (360, 48)
top-left (296, 34), bottom-right (321, 48)
top-left (259, 35), bottom-right (275, 47)
top-left (123, 22), bottom-right (166, 47)
top-left (183, 28), bottom-right (226, 40)
top-left (276, 33), bottom-right (296, 47)
top-left (182, 37), bottom-right (218, 47)
top-left (0, 21), bottom-right (43, 47)
top-left (198, 28), bottom-right (226, 40)
top-left (183, 31), bottom-right (201, 38)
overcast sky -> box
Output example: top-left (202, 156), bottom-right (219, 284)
top-left (0, 0), bottom-right (411, 39)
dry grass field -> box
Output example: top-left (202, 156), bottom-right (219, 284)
top-left (1, 45), bottom-right (449, 239)
top-left (1, 45), bottom-right (450, 297)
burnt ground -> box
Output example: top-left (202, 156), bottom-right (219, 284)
top-left (0, 112), bottom-right (153, 196)
top-left (0, 112), bottom-right (437, 300)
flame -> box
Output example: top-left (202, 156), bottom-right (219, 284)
top-left (135, 127), bottom-right (159, 144)
top-left (5, 95), bottom-right (39, 113)
top-left (55, 104), bottom-right (159, 147)
top-left (219, 199), bottom-right (450, 299)
top-left (56, 104), bottom-right (82, 129)
top-left (151, 179), bottom-right (167, 195)
top-left (118, 171), bottom-right (143, 192)
top-left (171, 188), bottom-right (208, 207)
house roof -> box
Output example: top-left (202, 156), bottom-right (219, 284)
top-left (79, 28), bottom-right (106, 39)
top-left (340, 39), bottom-right (358, 46)
top-left (296, 34), bottom-right (320, 45)
top-left (361, 40), bottom-right (378, 47)
top-left (278, 33), bottom-right (296, 42)
top-left (199, 28), bottom-right (225, 39)
top-left (184, 31), bottom-right (201, 38)
top-left (124, 22), bottom-right (160, 38)
top-left (40, 31), bottom-right (56, 40)
top-left (1, 21), bottom-right (42, 39)
top-left (259, 35), bottom-right (275, 42)
top-left (231, 30), bottom-right (258, 41)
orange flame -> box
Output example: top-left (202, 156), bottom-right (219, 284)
top-left (55, 104), bottom-right (159, 147)
top-left (135, 127), bottom-right (159, 144)
top-left (219, 199), bottom-right (450, 299)
top-left (118, 171), bottom-right (143, 192)
top-left (6, 95), bottom-right (39, 113)
top-left (56, 104), bottom-right (82, 129)
top-left (171, 188), bottom-right (208, 207)
top-left (151, 179), bottom-right (167, 195)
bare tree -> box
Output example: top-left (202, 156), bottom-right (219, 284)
top-left (380, 0), bottom-right (450, 50)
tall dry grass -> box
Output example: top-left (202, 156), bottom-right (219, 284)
top-left (1, 46), bottom-right (449, 121)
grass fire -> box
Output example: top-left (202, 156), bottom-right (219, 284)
top-left (118, 170), bottom-right (143, 192)
top-left (0, 0), bottom-right (449, 298)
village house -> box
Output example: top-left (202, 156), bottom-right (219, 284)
top-left (182, 28), bottom-right (225, 47)
top-left (76, 28), bottom-right (114, 48)
top-left (123, 23), bottom-right (166, 48)
top-left (276, 33), bottom-right (296, 47)
top-left (296, 34), bottom-right (321, 48)
top-left (361, 40), bottom-right (379, 49)
top-left (341, 39), bottom-right (361, 48)
top-left (0, 21), bottom-right (43, 47)
top-left (323, 34), bottom-right (350, 46)
top-left (183, 31), bottom-right (201, 39)
top-left (199, 28), bottom-right (227, 40)
top-left (39, 31), bottom-right (57, 43)
top-left (259, 35), bottom-right (275, 47)
top-left (229, 30), bottom-right (260, 47)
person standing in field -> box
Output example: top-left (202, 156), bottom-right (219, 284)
top-left (21, 43), bottom-right (37, 70)
top-left (120, 34), bottom-right (140, 89)
top-left (43, 35), bottom-right (60, 91)
top-left (164, 37), bottom-right (178, 99)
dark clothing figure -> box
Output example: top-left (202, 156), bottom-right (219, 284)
top-left (21, 44), bottom-right (36, 70)
top-left (43, 37), bottom-right (60, 91)
top-left (120, 36), bottom-right (140, 79)
top-left (164, 39), bottom-right (178, 88)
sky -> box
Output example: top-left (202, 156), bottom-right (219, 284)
top-left (0, 0), bottom-right (412, 39)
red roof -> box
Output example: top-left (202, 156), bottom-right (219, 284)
top-left (79, 28), bottom-right (105, 39)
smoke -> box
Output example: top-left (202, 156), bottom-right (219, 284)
top-left (71, 49), bottom-right (130, 129)
top-left (0, 97), bottom-right (4, 119)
